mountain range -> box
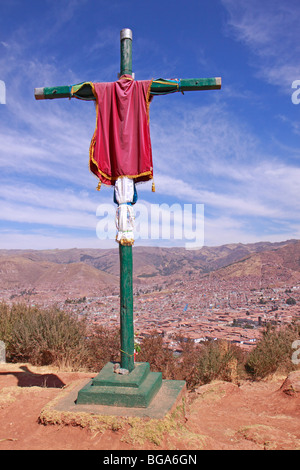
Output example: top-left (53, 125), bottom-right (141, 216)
top-left (0, 239), bottom-right (299, 298)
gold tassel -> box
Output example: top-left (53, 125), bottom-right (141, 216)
top-left (96, 181), bottom-right (101, 191)
top-left (152, 181), bottom-right (155, 192)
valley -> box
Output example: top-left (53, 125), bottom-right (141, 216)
top-left (0, 239), bottom-right (299, 351)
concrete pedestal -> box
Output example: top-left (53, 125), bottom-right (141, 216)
top-left (76, 362), bottom-right (162, 408)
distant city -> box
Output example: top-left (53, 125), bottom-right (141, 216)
top-left (61, 276), bottom-right (300, 352)
top-left (1, 240), bottom-right (299, 353)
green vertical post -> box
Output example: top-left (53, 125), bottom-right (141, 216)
top-left (119, 244), bottom-right (134, 371)
top-left (119, 28), bottom-right (134, 372)
top-left (120, 28), bottom-right (133, 76)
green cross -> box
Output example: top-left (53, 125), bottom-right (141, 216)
top-left (35, 28), bottom-right (221, 373)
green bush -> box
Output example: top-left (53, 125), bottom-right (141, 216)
top-left (245, 324), bottom-right (300, 379)
top-left (0, 302), bottom-right (88, 369)
top-left (138, 331), bottom-right (177, 379)
top-left (1, 302), bottom-right (299, 384)
top-left (0, 301), bottom-right (15, 346)
top-left (137, 333), bottom-right (245, 389)
top-left (0, 302), bottom-right (122, 371)
top-left (171, 336), bottom-right (202, 389)
top-left (195, 340), bottom-right (245, 385)
top-left (85, 324), bottom-right (120, 371)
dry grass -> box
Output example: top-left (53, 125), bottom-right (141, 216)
top-left (38, 384), bottom-right (207, 449)
top-left (0, 385), bottom-right (46, 408)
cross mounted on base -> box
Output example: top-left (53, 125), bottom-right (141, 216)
top-left (35, 28), bottom-right (221, 397)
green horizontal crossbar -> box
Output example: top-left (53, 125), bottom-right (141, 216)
top-left (151, 77), bottom-right (221, 94)
top-left (34, 85), bottom-right (71, 100)
top-left (34, 77), bottom-right (221, 101)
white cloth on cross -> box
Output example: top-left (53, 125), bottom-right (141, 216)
top-left (114, 177), bottom-right (135, 245)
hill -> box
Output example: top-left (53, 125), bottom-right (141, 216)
top-left (0, 238), bottom-right (298, 284)
top-left (0, 255), bottom-right (118, 299)
top-left (0, 240), bottom-right (299, 303)
top-left (208, 240), bottom-right (300, 287)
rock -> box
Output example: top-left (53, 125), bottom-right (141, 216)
top-left (113, 363), bottom-right (129, 375)
top-left (280, 371), bottom-right (300, 397)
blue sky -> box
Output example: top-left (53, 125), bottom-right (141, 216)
top-left (0, 0), bottom-right (300, 249)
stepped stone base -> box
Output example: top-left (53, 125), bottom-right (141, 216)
top-left (76, 362), bottom-right (162, 408)
top-left (40, 375), bottom-right (186, 421)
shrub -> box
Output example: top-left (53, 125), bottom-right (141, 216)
top-left (245, 324), bottom-right (300, 379)
top-left (172, 336), bottom-right (201, 389)
top-left (195, 340), bottom-right (245, 385)
top-left (136, 333), bottom-right (246, 389)
top-left (85, 324), bottom-right (120, 371)
top-left (0, 301), bottom-right (15, 346)
top-left (0, 302), bottom-right (123, 371)
top-left (138, 331), bottom-right (177, 379)
top-left (0, 302), bottom-right (88, 369)
top-left (2, 302), bottom-right (299, 384)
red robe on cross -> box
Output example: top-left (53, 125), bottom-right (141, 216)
top-left (89, 75), bottom-right (154, 186)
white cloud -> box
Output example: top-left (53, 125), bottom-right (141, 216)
top-left (149, 98), bottom-right (300, 223)
top-left (0, 184), bottom-right (96, 213)
top-left (0, 201), bottom-right (96, 230)
top-left (222, 0), bottom-right (300, 89)
top-left (0, 230), bottom-right (111, 250)
top-left (203, 215), bottom-right (299, 247)
top-left (1, 3), bottom-right (300, 250)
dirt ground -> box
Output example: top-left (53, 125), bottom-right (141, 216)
top-left (0, 363), bottom-right (299, 451)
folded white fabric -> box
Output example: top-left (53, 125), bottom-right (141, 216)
top-left (114, 177), bottom-right (135, 246)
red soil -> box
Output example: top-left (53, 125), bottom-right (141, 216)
top-left (0, 363), bottom-right (299, 451)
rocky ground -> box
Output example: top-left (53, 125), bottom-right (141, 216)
top-left (0, 363), bottom-right (299, 451)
